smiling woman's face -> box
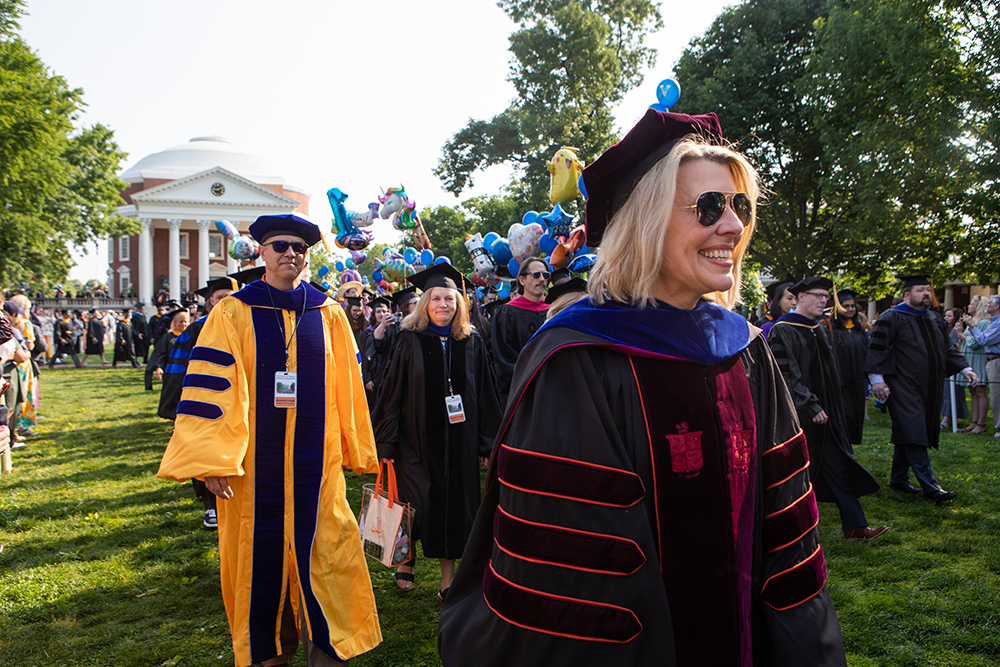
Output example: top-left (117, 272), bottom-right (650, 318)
top-left (653, 159), bottom-right (745, 309)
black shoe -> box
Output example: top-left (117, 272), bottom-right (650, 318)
top-left (889, 482), bottom-right (922, 495)
top-left (925, 489), bottom-right (957, 502)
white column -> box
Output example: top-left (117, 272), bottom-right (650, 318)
top-left (868, 298), bottom-right (877, 322)
top-left (944, 285), bottom-right (954, 310)
top-left (197, 219), bottom-right (211, 290)
top-left (139, 217), bottom-right (154, 314)
top-left (168, 218), bottom-right (182, 303)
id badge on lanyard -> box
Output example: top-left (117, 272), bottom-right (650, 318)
top-left (445, 394), bottom-right (466, 423)
top-left (275, 371), bottom-right (297, 408)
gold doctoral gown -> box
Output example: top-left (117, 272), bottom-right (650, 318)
top-left (158, 280), bottom-right (381, 666)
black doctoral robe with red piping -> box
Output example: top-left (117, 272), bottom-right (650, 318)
top-left (439, 298), bottom-right (846, 667)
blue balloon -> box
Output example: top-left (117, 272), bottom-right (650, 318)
top-left (577, 173), bottom-right (587, 200)
top-left (655, 78), bottom-right (681, 109)
top-left (321, 280), bottom-right (331, 290)
top-left (317, 265), bottom-right (330, 278)
top-left (476, 287), bottom-right (484, 300)
top-left (334, 260), bottom-right (345, 272)
top-left (372, 270), bottom-right (383, 283)
top-left (507, 258), bottom-right (520, 277)
top-left (483, 232), bottom-right (500, 251)
top-left (420, 249), bottom-right (435, 266)
top-left (403, 247), bottom-right (417, 264)
top-left (345, 258), bottom-right (355, 270)
top-left (497, 283), bottom-right (511, 299)
top-left (522, 211), bottom-right (542, 226)
top-left (568, 253), bottom-right (597, 273)
top-left (539, 231), bottom-right (559, 256)
top-left (434, 256), bottom-right (451, 265)
top-left (491, 239), bottom-right (513, 266)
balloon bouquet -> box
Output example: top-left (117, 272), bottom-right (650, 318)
top-left (214, 220), bottom-right (260, 264)
top-left (458, 145), bottom-right (593, 294)
top-left (459, 78), bottom-right (684, 293)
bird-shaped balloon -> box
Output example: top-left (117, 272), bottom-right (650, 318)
top-left (546, 147), bottom-right (584, 205)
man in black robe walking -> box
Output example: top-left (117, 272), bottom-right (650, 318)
top-left (131, 303), bottom-right (148, 364)
top-left (864, 275), bottom-right (978, 502)
top-left (768, 277), bottom-right (886, 540)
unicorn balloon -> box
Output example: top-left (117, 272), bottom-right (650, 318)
top-left (379, 185), bottom-right (432, 250)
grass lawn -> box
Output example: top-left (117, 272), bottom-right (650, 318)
top-left (1, 368), bottom-right (998, 666)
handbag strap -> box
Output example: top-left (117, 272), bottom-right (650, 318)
top-left (376, 458), bottom-right (400, 508)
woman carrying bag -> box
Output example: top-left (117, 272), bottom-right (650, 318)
top-left (372, 263), bottom-right (501, 600)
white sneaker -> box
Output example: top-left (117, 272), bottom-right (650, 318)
top-left (203, 509), bottom-right (218, 529)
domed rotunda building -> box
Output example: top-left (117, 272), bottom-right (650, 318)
top-left (112, 136), bottom-right (310, 308)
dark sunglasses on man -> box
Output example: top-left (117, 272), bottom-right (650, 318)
top-left (263, 240), bottom-right (309, 255)
top-left (675, 191), bottom-right (752, 227)
top-left (527, 271), bottom-right (551, 281)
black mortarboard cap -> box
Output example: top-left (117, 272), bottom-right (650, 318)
top-left (550, 268), bottom-right (571, 285)
top-left (248, 213), bottom-right (322, 246)
top-left (165, 304), bottom-right (188, 320)
top-left (370, 296), bottom-right (391, 310)
top-left (545, 278), bottom-right (588, 304)
top-left (837, 289), bottom-right (859, 303)
top-left (582, 109), bottom-right (723, 248)
top-left (788, 277), bottom-right (833, 296)
top-left (309, 281), bottom-right (331, 295)
top-left (344, 296), bottom-right (363, 307)
top-left (765, 275), bottom-right (797, 302)
top-left (407, 263), bottom-right (465, 293)
top-left (897, 274), bottom-right (931, 290)
top-left (228, 266), bottom-right (266, 286)
top-left (390, 286), bottom-right (418, 309)
top-left (194, 276), bottom-right (240, 299)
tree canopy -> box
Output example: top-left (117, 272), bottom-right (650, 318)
top-left (675, 0), bottom-right (997, 295)
top-left (436, 0), bottom-right (661, 213)
top-left (0, 1), bottom-right (134, 290)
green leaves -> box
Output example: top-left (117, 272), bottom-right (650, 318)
top-left (0, 27), bottom-right (132, 289)
top-left (437, 0), bottom-right (661, 213)
top-left (677, 0), bottom-right (997, 293)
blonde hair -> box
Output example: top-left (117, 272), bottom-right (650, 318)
top-left (11, 294), bottom-right (31, 313)
top-left (546, 292), bottom-right (589, 319)
top-left (402, 287), bottom-right (473, 340)
top-left (588, 136), bottom-right (759, 309)
top-left (972, 297), bottom-right (991, 326)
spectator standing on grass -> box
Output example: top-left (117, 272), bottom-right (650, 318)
top-left (941, 309), bottom-right (969, 429)
top-left (964, 294), bottom-right (1000, 439)
top-left (865, 275), bottom-right (978, 501)
top-left (958, 298), bottom-right (991, 434)
top-left (3, 301), bottom-right (38, 439)
top-left (158, 214), bottom-right (381, 666)
top-left (0, 314), bottom-right (16, 478)
top-left (38, 307), bottom-right (55, 362)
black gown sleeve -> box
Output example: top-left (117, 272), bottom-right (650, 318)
top-left (489, 306), bottom-right (522, 407)
top-left (767, 323), bottom-right (823, 418)
top-left (371, 332), bottom-right (417, 462)
top-left (864, 312), bottom-right (896, 376)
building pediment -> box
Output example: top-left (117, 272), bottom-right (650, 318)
top-left (131, 167), bottom-right (299, 209)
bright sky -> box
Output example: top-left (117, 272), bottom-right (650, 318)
top-left (19, 0), bottom-right (733, 282)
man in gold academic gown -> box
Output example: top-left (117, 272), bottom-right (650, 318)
top-left (158, 213), bottom-right (381, 666)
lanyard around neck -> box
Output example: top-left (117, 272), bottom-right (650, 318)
top-left (265, 282), bottom-right (307, 371)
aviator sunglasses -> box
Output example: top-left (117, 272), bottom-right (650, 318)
top-left (675, 191), bottom-right (752, 227)
top-left (263, 240), bottom-right (309, 255)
